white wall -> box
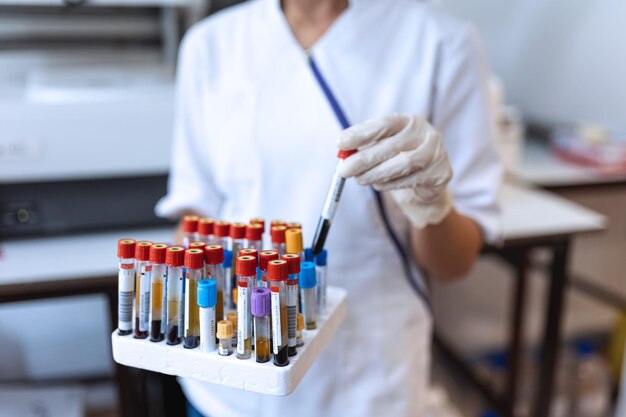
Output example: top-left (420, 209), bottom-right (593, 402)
top-left (440, 0), bottom-right (626, 130)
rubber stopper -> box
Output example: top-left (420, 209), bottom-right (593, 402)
top-left (184, 248), bottom-right (204, 270)
top-left (216, 320), bottom-right (233, 339)
top-left (205, 244), bottom-right (224, 265)
top-left (236, 255), bottom-right (257, 277)
top-left (246, 223), bottom-right (263, 241)
top-left (230, 222), bottom-right (246, 239)
top-left (285, 228), bottom-right (303, 254)
top-left (271, 225), bottom-right (287, 244)
top-left (267, 259), bottom-right (288, 282)
top-left (117, 238), bottom-right (136, 259)
top-left (282, 253), bottom-right (301, 274)
top-left (315, 249), bottom-right (328, 266)
top-left (189, 241), bottom-right (206, 251)
top-left (286, 222), bottom-right (302, 229)
top-left (251, 287), bottom-right (271, 317)
top-left (197, 279), bottom-right (217, 308)
top-left (239, 248), bottom-right (258, 260)
top-left (250, 217), bottom-right (265, 232)
top-left (259, 250), bottom-right (279, 271)
top-left (337, 149), bottom-right (357, 159)
top-left (198, 217), bottom-right (214, 235)
top-left (214, 221), bottom-right (230, 238)
top-left (182, 215), bottom-right (199, 233)
top-left (166, 246), bottom-right (185, 267)
top-left (299, 261), bottom-right (317, 288)
top-left (134, 241), bottom-right (152, 261)
top-left (149, 243), bottom-right (168, 264)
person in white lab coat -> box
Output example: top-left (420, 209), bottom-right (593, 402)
top-left (156, 0), bottom-right (501, 416)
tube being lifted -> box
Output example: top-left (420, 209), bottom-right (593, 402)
top-left (311, 149), bottom-right (356, 255)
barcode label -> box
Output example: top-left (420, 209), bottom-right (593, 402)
top-left (118, 267), bottom-right (134, 330)
top-left (286, 283), bottom-right (297, 347)
top-left (237, 284), bottom-right (249, 355)
top-left (287, 305), bottom-right (297, 346)
top-left (271, 287), bottom-right (281, 354)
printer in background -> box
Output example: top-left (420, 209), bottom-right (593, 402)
top-left (0, 48), bottom-right (176, 238)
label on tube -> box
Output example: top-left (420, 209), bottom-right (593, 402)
top-left (237, 283), bottom-right (249, 355)
top-left (118, 265), bottom-right (134, 331)
top-left (139, 265), bottom-right (151, 332)
top-left (287, 284), bottom-right (298, 346)
top-left (271, 287), bottom-right (282, 354)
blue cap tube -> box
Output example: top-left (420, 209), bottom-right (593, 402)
top-left (197, 279), bottom-right (217, 308)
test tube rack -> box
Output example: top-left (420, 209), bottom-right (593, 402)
top-left (111, 286), bottom-right (347, 396)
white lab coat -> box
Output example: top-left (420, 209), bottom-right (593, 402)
top-left (156, 0), bottom-right (501, 416)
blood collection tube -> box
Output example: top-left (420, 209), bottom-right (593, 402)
top-left (182, 215), bottom-right (199, 248)
top-left (213, 220), bottom-right (230, 250)
top-left (198, 217), bottom-right (214, 244)
top-left (184, 248), bottom-right (203, 349)
top-left (311, 149), bottom-right (356, 255)
top-left (271, 225), bottom-right (287, 256)
top-left (304, 248), bottom-right (314, 263)
top-left (252, 287), bottom-right (271, 363)
top-left (165, 246), bottom-right (185, 345)
top-left (296, 312), bottom-right (304, 347)
top-left (189, 241), bottom-right (207, 278)
top-left (239, 248), bottom-right (258, 261)
top-left (236, 255), bottom-right (257, 359)
top-left (316, 249), bottom-right (328, 314)
top-left (259, 250), bottom-right (278, 288)
top-left (245, 223), bottom-right (263, 253)
top-left (285, 228), bottom-right (305, 261)
top-left (205, 244), bottom-right (225, 322)
top-left (222, 249), bottom-right (234, 310)
top-left (268, 259), bottom-right (289, 367)
top-left (282, 253), bottom-right (300, 356)
top-left (286, 222), bottom-right (302, 230)
top-left (117, 239), bottom-right (136, 335)
top-left (226, 311), bottom-right (238, 347)
top-left (134, 241), bottom-right (152, 339)
top-left (230, 222), bottom-right (246, 256)
top-left (300, 261), bottom-right (317, 330)
top-left (217, 320), bottom-right (233, 356)
top-left (198, 279), bottom-right (217, 352)
top-left (270, 220), bottom-right (286, 228)
top-left (149, 243), bottom-right (168, 342)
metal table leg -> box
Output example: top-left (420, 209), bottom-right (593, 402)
top-left (504, 248), bottom-right (529, 417)
top-left (533, 238), bottom-right (571, 417)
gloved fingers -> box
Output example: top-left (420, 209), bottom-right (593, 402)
top-left (372, 155), bottom-right (453, 192)
top-left (342, 130), bottom-right (445, 185)
top-left (354, 136), bottom-right (439, 185)
top-left (337, 114), bottom-right (408, 150)
top-left (337, 129), bottom-right (420, 178)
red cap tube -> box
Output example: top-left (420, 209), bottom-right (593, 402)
top-left (282, 253), bottom-right (301, 274)
top-left (135, 241), bottom-right (153, 261)
top-left (230, 222), bottom-right (246, 239)
top-left (185, 248), bottom-right (204, 270)
top-left (271, 225), bottom-right (287, 244)
top-left (236, 255), bottom-right (257, 277)
top-left (259, 250), bottom-right (279, 271)
top-left (117, 238), bottom-right (136, 259)
top-left (214, 221), bottom-right (230, 238)
top-left (149, 243), bottom-right (168, 264)
top-left (205, 244), bottom-right (224, 265)
top-left (267, 259), bottom-right (288, 282)
top-left (166, 246), bottom-right (185, 267)
top-left (182, 215), bottom-right (199, 233)
top-left (198, 217), bottom-right (214, 235)
top-left (246, 223), bottom-right (263, 241)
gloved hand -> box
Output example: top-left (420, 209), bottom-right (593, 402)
top-left (337, 114), bottom-right (453, 228)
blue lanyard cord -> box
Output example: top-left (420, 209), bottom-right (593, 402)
top-left (307, 55), bottom-right (432, 313)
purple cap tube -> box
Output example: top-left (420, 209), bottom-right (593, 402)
top-left (251, 287), bottom-right (271, 317)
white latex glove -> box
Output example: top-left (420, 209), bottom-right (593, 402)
top-left (337, 114), bottom-right (454, 228)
